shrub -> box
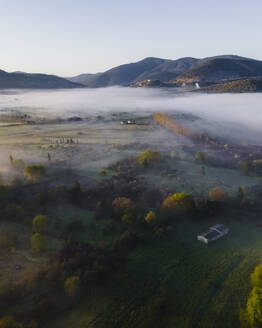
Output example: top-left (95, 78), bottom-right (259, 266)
top-left (161, 193), bottom-right (195, 219)
top-left (31, 233), bottom-right (46, 254)
top-left (98, 169), bottom-right (107, 176)
top-left (112, 197), bottom-right (135, 218)
top-left (32, 215), bottom-right (48, 233)
top-left (138, 149), bottom-right (160, 167)
top-left (0, 316), bottom-right (22, 328)
top-left (209, 187), bottom-right (228, 202)
top-left (145, 210), bottom-right (157, 224)
top-left (114, 230), bottom-right (139, 250)
top-left (121, 213), bottom-right (133, 224)
top-left (195, 152), bottom-right (205, 162)
top-left (0, 229), bottom-right (16, 254)
top-left (64, 276), bottom-right (80, 298)
top-left (240, 161), bottom-right (253, 176)
top-left (24, 164), bottom-right (45, 182)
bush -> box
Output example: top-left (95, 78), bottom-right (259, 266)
top-left (98, 169), bottom-right (107, 176)
top-left (138, 149), bottom-right (160, 167)
top-left (31, 233), bottom-right (46, 254)
top-left (240, 161), bottom-right (253, 176)
top-left (114, 230), bottom-right (139, 250)
top-left (24, 164), bottom-right (45, 182)
top-left (195, 152), bottom-right (205, 162)
top-left (209, 187), bottom-right (228, 202)
top-left (112, 197), bottom-right (135, 218)
top-left (0, 229), bottom-right (16, 254)
top-left (121, 213), bottom-right (134, 224)
top-left (240, 264), bottom-right (262, 327)
top-left (161, 193), bottom-right (195, 219)
top-left (64, 276), bottom-right (80, 298)
top-left (145, 210), bottom-right (157, 225)
top-left (32, 215), bottom-right (48, 233)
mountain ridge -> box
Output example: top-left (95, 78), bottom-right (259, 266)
top-left (67, 54), bottom-right (262, 88)
top-left (0, 70), bottom-right (83, 89)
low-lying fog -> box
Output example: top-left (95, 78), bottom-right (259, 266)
top-left (1, 87), bottom-right (262, 144)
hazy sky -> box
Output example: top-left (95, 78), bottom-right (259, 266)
top-left (1, 0), bottom-right (262, 76)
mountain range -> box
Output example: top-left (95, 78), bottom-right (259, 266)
top-left (1, 55), bottom-right (262, 90)
top-left (0, 70), bottom-right (82, 89)
top-left (67, 55), bottom-right (262, 88)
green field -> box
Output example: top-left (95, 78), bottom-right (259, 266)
top-left (46, 218), bottom-right (262, 328)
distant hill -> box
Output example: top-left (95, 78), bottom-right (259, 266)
top-left (67, 73), bottom-right (95, 84)
top-left (73, 57), bottom-right (167, 87)
top-left (171, 58), bottom-right (262, 86)
top-left (200, 78), bottom-right (262, 93)
top-left (0, 70), bottom-right (83, 89)
top-left (134, 57), bottom-right (200, 82)
top-left (4, 54), bottom-right (262, 90)
top-left (68, 55), bottom-right (262, 89)
top-left (68, 57), bottom-right (198, 87)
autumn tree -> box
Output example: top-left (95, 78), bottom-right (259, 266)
top-left (145, 210), bottom-right (157, 225)
top-left (64, 276), bottom-right (80, 298)
top-left (161, 193), bottom-right (195, 219)
top-left (31, 233), bottom-right (46, 254)
top-left (0, 316), bottom-right (23, 328)
top-left (138, 149), bottom-right (160, 167)
top-left (32, 215), bottom-right (48, 233)
top-left (241, 264), bottom-right (262, 327)
top-left (195, 152), bottom-right (205, 162)
top-left (24, 164), bottom-right (45, 182)
top-left (112, 197), bottom-right (135, 219)
top-left (209, 187), bottom-right (228, 202)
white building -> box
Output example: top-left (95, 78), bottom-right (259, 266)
top-left (197, 224), bottom-right (229, 244)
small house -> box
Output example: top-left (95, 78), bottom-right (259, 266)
top-left (197, 224), bottom-right (229, 244)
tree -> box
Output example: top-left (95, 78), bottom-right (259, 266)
top-left (31, 233), bottom-right (46, 254)
top-left (32, 215), bottom-right (48, 233)
top-left (0, 229), bottom-right (16, 254)
top-left (209, 187), bottom-right (228, 202)
top-left (121, 213), bottom-right (133, 224)
top-left (24, 164), bottom-right (45, 182)
top-left (0, 316), bottom-right (23, 328)
top-left (240, 161), bottom-right (253, 176)
top-left (241, 264), bottom-right (262, 327)
top-left (138, 149), bottom-right (160, 167)
top-left (251, 264), bottom-right (262, 288)
top-left (161, 193), bottom-right (195, 218)
top-left (195, 152), bottom-right (205, 162)
top-left (98, 169), bottom-right (107, 176)
top-left (145, 211), bottom-right (157, 224)
top-left (64, 276), bottom-right (80, 298)
top-left (244, 287), bottom-right (262, 327)
top-left (112, 197), bottom-right (135, 218)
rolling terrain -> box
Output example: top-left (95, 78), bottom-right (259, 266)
top-left (171, 58), bottom-right (262, 86)
top-left (0, 69), bottom-right (83, 89)
top-left (68, 55), bottom-right (262, 90)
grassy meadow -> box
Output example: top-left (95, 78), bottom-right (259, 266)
top-left (46, 218), bottom-right (262, 328)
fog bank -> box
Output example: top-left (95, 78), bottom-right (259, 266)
top-left (1, 87), bottom-right (262, 144)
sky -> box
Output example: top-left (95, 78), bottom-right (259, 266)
top-left (0, 0), bottom-right (262, 76)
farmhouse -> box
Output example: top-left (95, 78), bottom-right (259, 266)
top-left (120, 120), bottom-right (136, 125)
top-left (197, 224), bottom-right (229, 244)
